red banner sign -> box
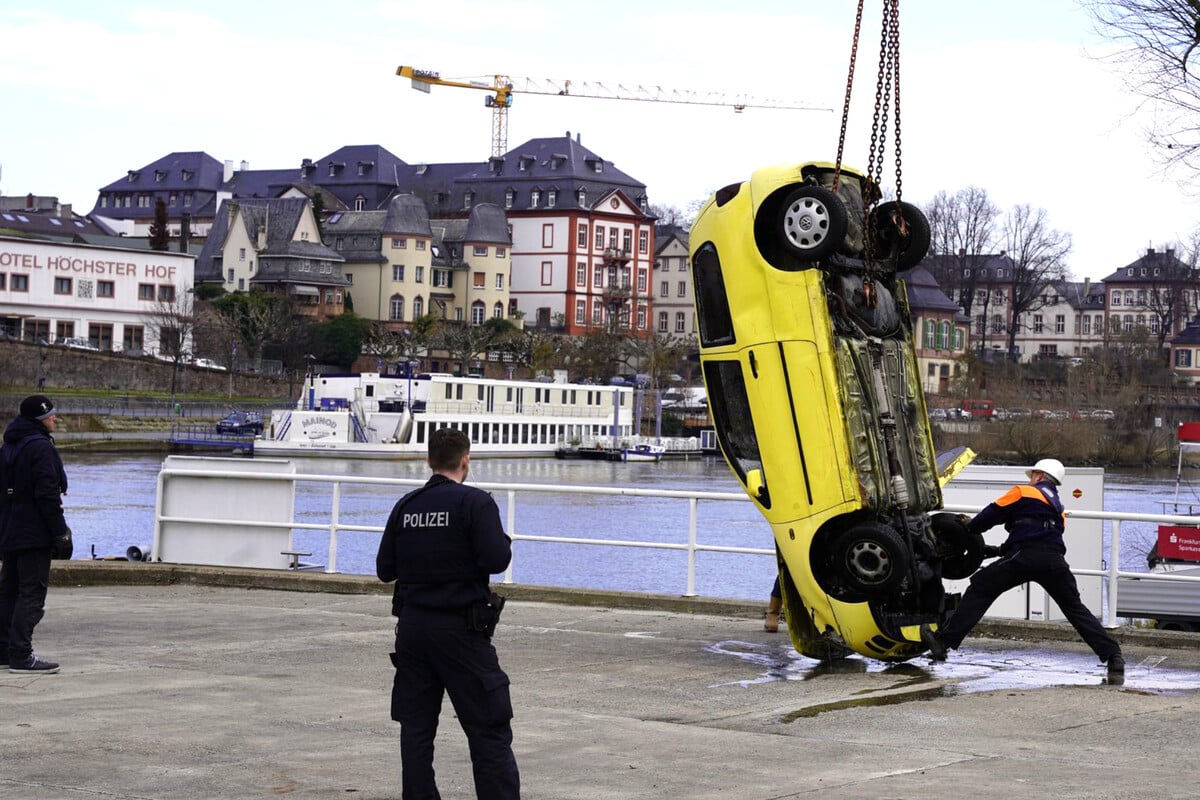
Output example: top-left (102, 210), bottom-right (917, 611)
top-left (1157, 525), bottom-right (1200, 562)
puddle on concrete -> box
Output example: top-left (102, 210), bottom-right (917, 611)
top-left (703, 640), bottom-right (1200, 717)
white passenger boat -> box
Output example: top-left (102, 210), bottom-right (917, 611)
top-left (254, 371), bottom-right (635, 460)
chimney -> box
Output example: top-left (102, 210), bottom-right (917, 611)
top-left (179, 213), bottom-right (191, 252)
top-left (60, 203), bottom-right (72, 219)
top-left (240, 160), bottom-right (249, 172)
top-left (223, 160), bottom-right (234, 182)
top-left (257, 224), bottom-right (267, 250)
top-left (958, 247), bottom-right (966, 256)
top-left (25, 192), bottom-right (34, 209)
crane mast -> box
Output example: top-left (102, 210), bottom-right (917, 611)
top-left (397, 65), bottom-right (831, 158)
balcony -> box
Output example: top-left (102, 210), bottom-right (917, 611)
top-left (603, 248), bottom-right (632, 263)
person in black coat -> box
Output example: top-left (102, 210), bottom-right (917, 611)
top-left (0, 395), bottom-right (69, 674)
top-left (377, 427), bottom-right (519, 800)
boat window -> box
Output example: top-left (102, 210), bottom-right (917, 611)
top-left (456, 384), bottom-right (464, 400)
top-left (366, 385), bottom-right (375, 397)
top-left (478, 385), bottom-right (485, 401)
top-left (703, 359), bottom-right (769, 508)
top-left (507, 387), bottom-right (513, 402)
top-left (692, 242), bottom-right (736, 348)
top-left (445, 384), bottom-right (453, 400)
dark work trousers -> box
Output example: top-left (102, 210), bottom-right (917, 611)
top-left (0, 547), bottom-right (53, 663)
top-left (391, 609), bottom-right (519, 800)
top-left (939, 547), bottom-right (1121, 661)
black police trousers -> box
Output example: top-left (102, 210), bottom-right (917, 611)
top-left (0, 547), bottom-right (52, 663)
top-left (939, 546), bottom-right (1121, 661)
top-left (391, 608), bottom-right (519, 800)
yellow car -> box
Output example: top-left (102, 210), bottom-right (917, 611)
top-left (689, 161), bottom-right (981, 661)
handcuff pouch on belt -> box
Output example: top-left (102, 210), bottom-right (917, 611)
top-left (469, 591), bottom-right (507, 637)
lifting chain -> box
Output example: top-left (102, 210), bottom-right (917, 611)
top-left (866, 0), bottom-right (903, 205)
top-left (832, 0), bottom-right (865, 192)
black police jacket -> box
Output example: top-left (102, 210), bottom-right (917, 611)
top-left (376, 473), bottom-right (512, 615)
top-left (0, 416), bottom-right (69, 552)
top-left (966, 479), bottom-right (1066, 555)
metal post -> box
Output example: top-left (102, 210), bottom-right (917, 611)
top-left (327, 481), bottom-right (341, 573)
top-left (684, 497), bottom-right (698, 596)
top-left (1105, 518), bottom-right (1121, 627)
top-left (502, 489), bottom-right (517, 585)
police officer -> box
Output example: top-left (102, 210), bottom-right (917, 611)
top-left (923, 458), bottom-right (1125, 678)
top-left (376, 427), bottom-right (520, 800)
top-left (0, 394), bottom-right (69, 674)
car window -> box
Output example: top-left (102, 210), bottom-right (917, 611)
top-left (704, 359), bottom-right (769, 508)
top-left (691, 242), bottom-right (735, 348)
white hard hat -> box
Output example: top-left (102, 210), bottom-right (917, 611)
top-left (1026, 458), bottom-right (1065, 486)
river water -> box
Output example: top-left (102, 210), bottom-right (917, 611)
top-left (59, 452), bottom-right (1197, 602)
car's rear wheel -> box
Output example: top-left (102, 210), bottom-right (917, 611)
top-left (930, 512), bottom-right (985, 580)
top-left (776, 186), bottom-right (847, 262)
top-left (868, 201), bottom-right (930, 271)
top-left (830, 522), bottom-right (910, 596)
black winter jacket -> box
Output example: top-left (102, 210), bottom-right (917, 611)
top-left (376, 474), bottom-right (511, 616)
top-left (0, 416), bottom-right (69, 552)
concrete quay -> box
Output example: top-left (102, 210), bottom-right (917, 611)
top-left (2, 563), bottom-right (1200, 799)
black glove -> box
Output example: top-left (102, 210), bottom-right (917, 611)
top-left (982, 544), bottom-right (1002, 559)
top-left (51, 526), bottom-right (73, 560)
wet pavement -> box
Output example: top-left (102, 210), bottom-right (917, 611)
top-left (3, 584), bottom-right (1200, 799)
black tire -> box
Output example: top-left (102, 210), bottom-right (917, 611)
top-left (829, 522), bottom-right (911, 596)
top-left (775, 185), bottom-right (847, 262)
top-left (931, 512), bottom-right (985, 580)
top-left (869, 201), bottom-right (930, 271)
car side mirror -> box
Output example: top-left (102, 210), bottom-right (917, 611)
top-left (745, 469), bottom-right (766, 499)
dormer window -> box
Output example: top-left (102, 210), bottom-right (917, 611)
top-left (996, 268), bottom-right (1005, 278)
top-left (464, 190), bottom-right (474, 210)
top-left (547, 188), bottom-right (557, 208)
top-left (357, 161), bottom-right (374, 176)
top-left (127, 170), bottom-right (140, 182)
top-left (504, 189), bottom-right (515, 209)
top-left (530, 189), bottom-right (541, 208)
top-left (354, 195), bottom-right (366, 211)
top-left (519, 156), bottom-right (535, 172)
top-left (489, 157), bottom-right (505, 174)
top-left (577, 188), bottom-right (587, 207)
top-left (181, 169), bottom-right (193, 181)
top-left (586, 158), bottom-right (603, 173)
top-left (1127, 268), bottom-right (1134, 276)
top-left (154, 170), bottom-right (166, 182)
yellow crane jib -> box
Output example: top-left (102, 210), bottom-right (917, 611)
top-left (396, 64), bottom-right (831, 158)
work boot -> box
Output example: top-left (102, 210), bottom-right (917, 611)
top-left (1107, 654), bottom-right (1126, 677)
top-left (763, 596), bottom-right (783, 633)
top-left (920, 624), bottom-right (947, 662)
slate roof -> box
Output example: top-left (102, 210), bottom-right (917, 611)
top-left (654, 224), bottom-right (688, 256)
top-left (421, 133), bottom-right (647, 215)
top-left (1171, 313), bottom-right (1200, 345)
top-left (381, 194), bottom-right (433, 236)
top-left (903, 266), bottom-right (964, 315)
top-left (93, 151), bottom-right (225, 218)
top-left (325, 210), bottom-right (387, 264)
top-left (194, 198), bottom-right (346, 286)
top-left (0, 208), bottom-right (115, 241)
top-left (1101, 248), bottom-right (1195, 283)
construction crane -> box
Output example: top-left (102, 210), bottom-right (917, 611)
top-left (397, 65), bottom-right (832, 158)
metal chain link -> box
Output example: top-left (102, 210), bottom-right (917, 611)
top-left (833, 0), bottom-right (866, 191)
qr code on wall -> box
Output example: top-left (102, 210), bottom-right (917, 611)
top-left (77, 280), bottom-right (94, 299)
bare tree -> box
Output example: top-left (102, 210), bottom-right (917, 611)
top-left (924, 186), bottom-right (1000, 320)
top-left (1001, 205), bottom-right (1073, 357)
top-left (1084, 1), bottom-right (1200, 178)
top-left (142, 285), bottom-right (195, 404)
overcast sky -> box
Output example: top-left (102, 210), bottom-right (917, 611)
top-left (2, 0), bottom-right (1197, 281)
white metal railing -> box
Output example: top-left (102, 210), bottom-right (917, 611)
top-left (153, 464), bottom-right (1200, 621)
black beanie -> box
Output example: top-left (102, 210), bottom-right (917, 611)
top-left (19, 395), bottom-right (55, 420)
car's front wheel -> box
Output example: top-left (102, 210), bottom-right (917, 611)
top-left (830, 522), bottom-right (911, 596)
top-left (776, 185), bottom-right (847, 262)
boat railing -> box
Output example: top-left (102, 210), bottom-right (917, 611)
top-left (152, 463), bottom-right (1200, 625)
